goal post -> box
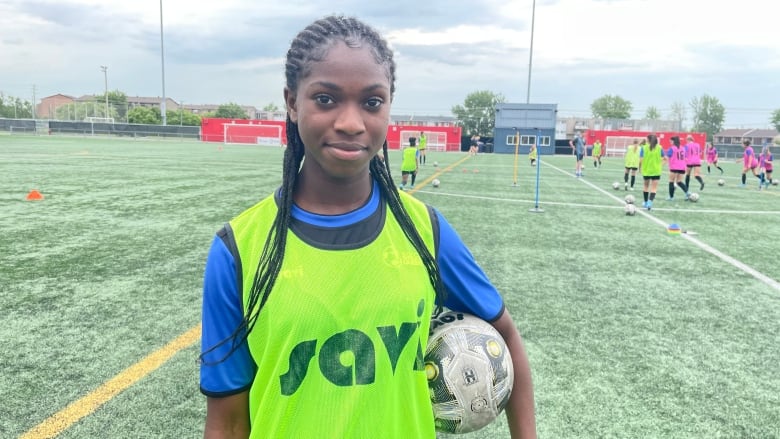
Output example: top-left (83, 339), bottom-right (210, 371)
top-left (224, 123), bottom-right (283, 146)
top-left (400, 130), bottom-right (447, 151)
top-left (604, 136), bottom-right (645, 157)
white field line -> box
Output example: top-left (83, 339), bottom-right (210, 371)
top-left (542, 161), bottom-right (780, 292)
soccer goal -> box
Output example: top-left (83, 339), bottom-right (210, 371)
top-left (224, 123), bottom-right (283, 146)
top-left (401, 130), bottom-right (447, 152)
top-left (604, 136), bottom-right (645, 157)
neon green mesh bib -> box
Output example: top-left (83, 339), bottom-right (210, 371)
top-left (229, 191), bottom-right (437, 438)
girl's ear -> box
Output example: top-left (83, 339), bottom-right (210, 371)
top-left (284, 87), bottom-right (298, 123)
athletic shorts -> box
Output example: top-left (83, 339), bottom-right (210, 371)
top-left (643, 175), bottom-right (660, 180)
top-left (687, 164), bottom-right (701, 168)
top-left (670, 170), bottom-right (685, 175)
top-left (625, 167), bottom-right (638, 171)
top-left (576, 153), bottom-right (584, 161)
top-left (401, 170), bottom-right (416, 175)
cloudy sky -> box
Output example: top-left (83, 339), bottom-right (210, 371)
top-left (1, 0), bottom-right (778, 128)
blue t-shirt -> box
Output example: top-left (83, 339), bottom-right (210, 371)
top-left (573, 136), bottom-right (585, 154)
top-left (200, 181), bottom-right (505, 395)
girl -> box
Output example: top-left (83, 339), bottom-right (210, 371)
top-left (666, 136), bottom-right (690, 201)
top-left (705, 142), bottom-right (723, 174)
top-left (199, 15), bottom-right (536, 439)
top-left (684, 135), bottom-right (705, 191)
top-left (529, 142), bottom-right (537, 166)
top-left (759, 145), bottom-right (774, 188)
top-left (740, 139), bottom-right (760, 187)
top-left (623, 138), bottom-right (641, 191)
top-left (639, 134), bottom-right (663, 210)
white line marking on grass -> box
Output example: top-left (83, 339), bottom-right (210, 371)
top-left (544, 161), bottom-right (780, 292)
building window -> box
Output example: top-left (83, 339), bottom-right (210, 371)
top-left (520, 135), bottom-right (535, 146)
top-left (507, 135), bottom-right (517, 145)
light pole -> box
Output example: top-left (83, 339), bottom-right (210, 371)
top-left (100, 65), bottom-right (109, 119)
top-left (159, 0), bottom-right (167, 125)
top-left (526, 0), bottom-right (536, 104)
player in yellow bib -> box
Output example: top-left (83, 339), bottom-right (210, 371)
top-left (199, 15), bottom-right (537, 439)
top-left (418, 131), bottom-right (427, 165)
top-left (592, 140), bottom-right (603, 168)
top-left (623, 139), bottom-right (641, 190)
top-left (639, 134), bottom-right (663, 210)
top-left (400, 137), bottom-right (418, 190)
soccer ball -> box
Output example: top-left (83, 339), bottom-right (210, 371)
top-left (433, 161), bottom-right (439, 167)
top-left (625, 194), bottom-right (635, 204)
top-left (426, 311), bottom-right (513, 434)
top-left (432, 178), bottom-right (441, 188)
top-left (612, 182), bottom-right (621, 190)
top-left (688, 192), bottom-right (700, 202)
top-left (773, 134), bottom-right (780, 146)
top-left (717, 178), bottom-right (725, 186)
top-left (624, 204), bottom-right (637, 216)
top-left (773, 180), bottom-right (779, 186)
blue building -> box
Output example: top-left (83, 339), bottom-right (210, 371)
top-left (493, 103), bottom-right (557, 155)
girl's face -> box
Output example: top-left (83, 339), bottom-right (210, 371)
top-left (285, 41), bottom-right (391, 182)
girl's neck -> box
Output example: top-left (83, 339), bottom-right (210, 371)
top-left (293, 171), bottom-right (373, 215)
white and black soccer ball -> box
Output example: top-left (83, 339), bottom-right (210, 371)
top-left (426, 311), bottom-right (513, 434)
top-left (624, 204), bottom-right (637, 216)
top-left (432, 178), bottom-right (441, 188)
top-left (688, 192), bottom-right (700, 202)
top-left (717, 178), bottom-right (725, 186)
top-left (433, 161), bottom-right (439, 167)
top-left (612, 182), bottom-right (621, 190)
top-left (625, 194), bottom-right (635, 204)
top-left (773, 180), bottom-right (779, 186)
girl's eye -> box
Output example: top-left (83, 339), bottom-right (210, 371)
top-left (315, 95), bottom-right (334, 105)
top-left (365, 98), bottom-right (383, 109)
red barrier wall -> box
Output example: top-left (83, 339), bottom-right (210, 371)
top-left (201, 118), bottom-right (462, 151)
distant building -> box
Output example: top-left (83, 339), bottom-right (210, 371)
top-left (713, 128), bottom-right (778, 147)
top-left (390, 114), bottom-right (457, 127)
top-left (493, 103), bottom-right (557, 155)
top-left (37, 94), bottom-right (75, 118)
top-left (556, 116), bottom-right (681, 140)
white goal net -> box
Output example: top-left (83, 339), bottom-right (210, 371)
top-left (605, 136), bottom-right (645, 157)
top-left (224, 123), bottom-right (283, 146)
top-left (401, 130), bottom-right (447, 152)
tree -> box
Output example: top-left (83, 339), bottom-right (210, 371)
top-left (644, 106), bottom-right (661, 120)
top-left (770, 109), bottom-right (780, 132)
top-left (172, 109), bottom-right (201, 126)
top-left (127, 106), bottom-right (161, 125)
top-left (95, 90), bottom-right (129, 118)
top-left (0, 93), bottom-right (33, 118)
top-left (451, 90), bottom-right (506, 137)
top-left (690, 94), bottom-right (725, 140)
top-left (590, 94), bottom-right (632, 119)
top-left (262, 102), bottom-right (280, 112)
top-left (669, 101), bottom-right (686, 130)
top-left (215, 102), bottom-right (249, 119)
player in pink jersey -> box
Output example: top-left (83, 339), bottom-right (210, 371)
top-left (705, 142), bottom-right (723, 174)
top-left (684, 135), bottom-right (705, 191)
top-left (665, 136), bottom-right (689, 201)
top-left (740, 139), bottom-right (761, 187)
top-left (758, 144), bottom-right (774, 189)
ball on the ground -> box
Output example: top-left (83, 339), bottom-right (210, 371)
top-left (432, 178), bottom-right (440, 188)
top-left (612, 182), bottom-right (620, 190)
top-left (624, 204), bottom-right (637, 216)
top-left (625, 194), bottom-right (635, 204)
top-left (433, 161), bottom-right (439, 167)
top-left (426, 311), bottom-right (513, 434)
top-left (688, 192), bottom-right (700, 202)
top-left (717, 178), bottom-right (725, 186)
top-left (773, 180), bottom-right (779, 186)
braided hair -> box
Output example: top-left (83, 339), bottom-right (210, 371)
top-left (201, 15), bottom-right (446, 364)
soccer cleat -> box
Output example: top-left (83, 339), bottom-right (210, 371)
top-left (700, 182), bottom-right (705, 191)
top-left (624, 182), bottom-right (628, 191)
top-left (666, 197), bottom-right (674, 201)
top-left (410, 185), bottom-right (415, 189)
top-left (642, 201), bottom-right (648, 208)
top-left (684, 193), bottom-right (690, 201)
top-left (399, 184), bottom-right (405, 191)
top-left (646, 200), bottom-right (653, 210)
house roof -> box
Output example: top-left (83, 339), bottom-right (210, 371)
top-left (40, 93), bottom-right (74, 100)
top-left (715, 128), bottom-right (779, 137)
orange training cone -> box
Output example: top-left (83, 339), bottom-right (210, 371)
top-left (26, 190), bottom-right (44, 201)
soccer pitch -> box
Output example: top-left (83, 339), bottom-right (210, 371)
top-left (2, 135), bottom-right (779, 438)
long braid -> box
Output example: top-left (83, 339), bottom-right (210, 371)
top-left (202, 16), bottom-right (444, 364)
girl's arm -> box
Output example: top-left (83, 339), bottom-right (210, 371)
top-left (204, 392), bottom-right (250, 439)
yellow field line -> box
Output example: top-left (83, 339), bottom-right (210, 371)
top-left (408, 154), bottom-right (472, 193)
top-left (20, 324), bottom-right (201, 439)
